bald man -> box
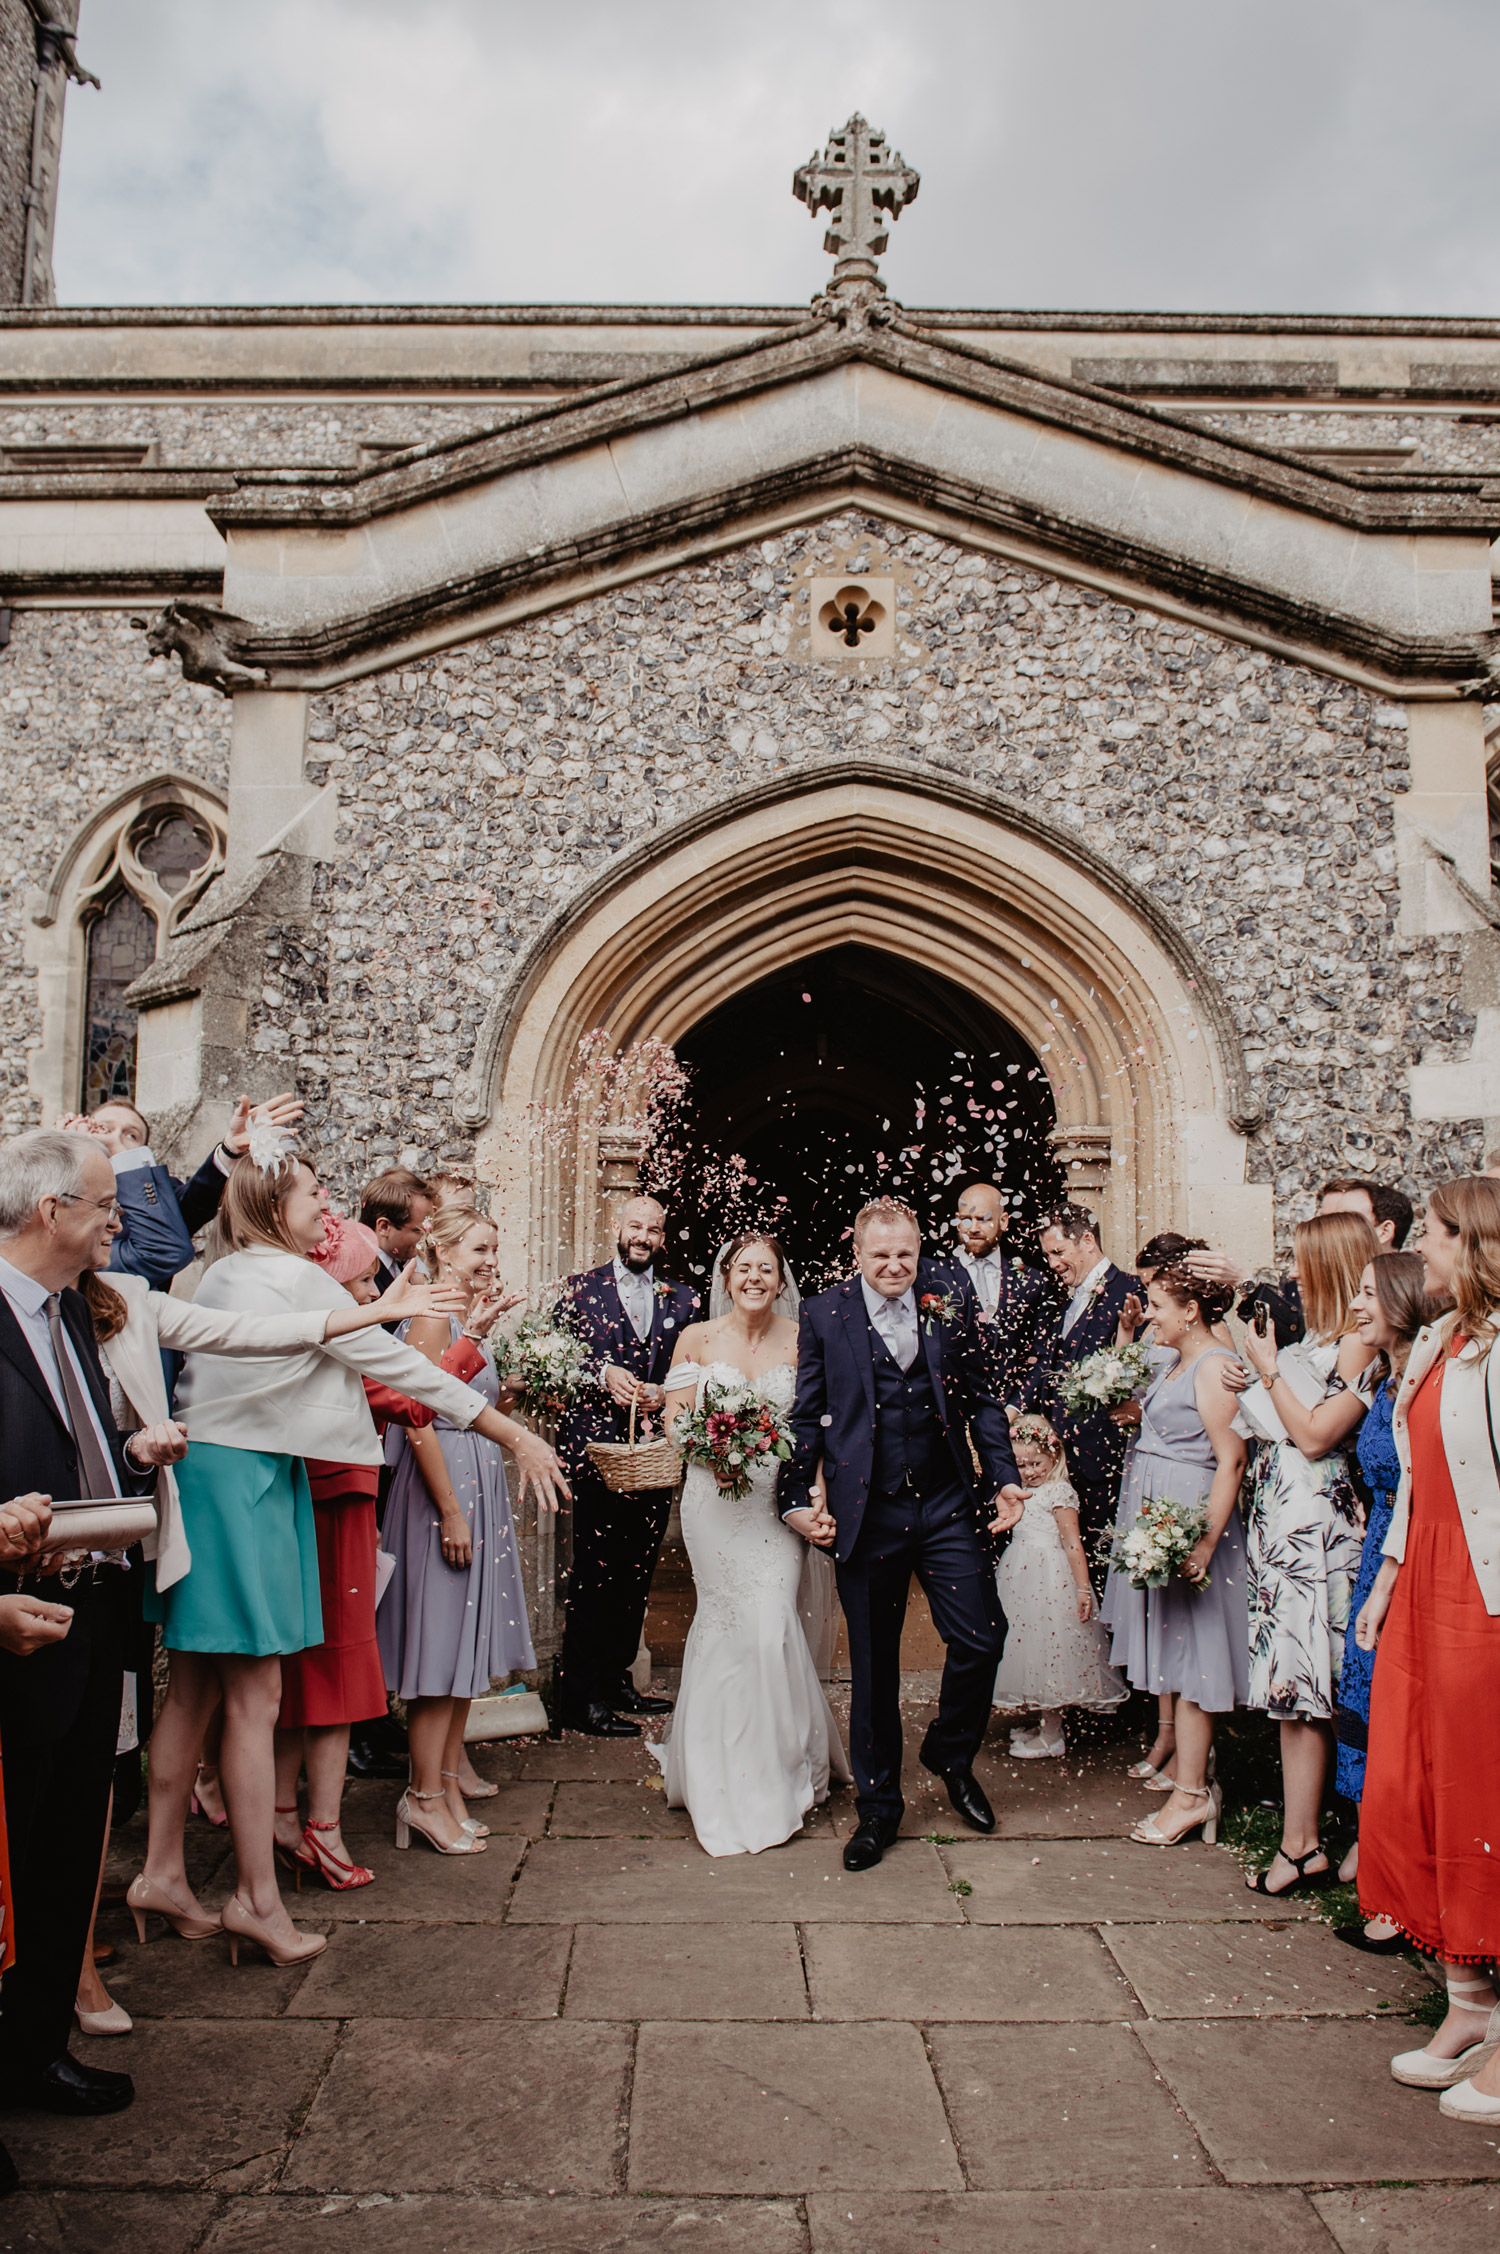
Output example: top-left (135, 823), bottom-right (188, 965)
top-left (951, 1183), bottom-right (1049, 1406)
top-left (553, 1198), bottom-right (701, 1735)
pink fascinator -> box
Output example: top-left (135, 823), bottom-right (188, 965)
top-left (309, 1212), bottom-right (382, 1287)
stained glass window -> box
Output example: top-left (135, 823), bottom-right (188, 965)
top-left (83, 887), bottom-right (156, 1109)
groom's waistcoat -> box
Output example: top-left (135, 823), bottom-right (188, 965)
top-left (868, 1323), bottom-right (950, 1494)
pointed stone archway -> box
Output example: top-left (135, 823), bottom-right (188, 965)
top-left (465, 760), bottom-right (1269, 1288)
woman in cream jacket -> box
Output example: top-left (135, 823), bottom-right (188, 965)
top-left (1355, 1176), bottom-right (1500, 2125)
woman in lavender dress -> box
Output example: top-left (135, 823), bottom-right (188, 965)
top-left (379, 1206), bottom-right (538, 1854)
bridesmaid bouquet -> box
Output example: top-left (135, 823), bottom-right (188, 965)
top-left (1109, 1495), bottom-right (1210, 1588)
top-left (675, 1375), bottom-right (796, 1502)
top-left (1055, 1340), bottom-right (1153, 1414)
top-left (504, 1307), bottom-right (591, 1420)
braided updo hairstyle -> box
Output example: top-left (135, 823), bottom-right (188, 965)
top-left (1151, 1263), bottom-right (1235, 1327)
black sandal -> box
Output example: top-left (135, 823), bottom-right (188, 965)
top-left (1245, 1846), bottom-right (1333, 1896)
top-left (1334, 1924), bottom-right (1409, 1955)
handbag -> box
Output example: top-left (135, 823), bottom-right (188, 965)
top-left (41, 1496), bottom-right (158, 1553)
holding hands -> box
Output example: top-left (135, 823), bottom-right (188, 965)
top-left (988, 1483), bottom-right (1026, 1535)
top-left (787, 1470), bottom-right (837, 1550)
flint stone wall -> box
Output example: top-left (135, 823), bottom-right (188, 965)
top-left (220, 509), bottom-right (1477, 1242)
top-left (0, 610), bottom-right (230, 1129)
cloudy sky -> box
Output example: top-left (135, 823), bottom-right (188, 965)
top-left (50, 1), bottom-right (1499, 315)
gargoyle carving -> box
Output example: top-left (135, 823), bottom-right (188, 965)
top-left (133, 602), bottom-right (269, 695)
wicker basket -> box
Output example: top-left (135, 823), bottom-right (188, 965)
top-left (586, 1396), bottom-right (682, 1494)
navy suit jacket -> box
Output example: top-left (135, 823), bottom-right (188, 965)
top-left (555, 1263), bottom-right (701, 1475)
top-left (783, 1258), bottom-right (1020, 1565)
top-left (107, 1149), bottom-right (228, 1291)
top-left (957, 1251), bottom-right (1054, 1405)
top-left (1026, 1261), bottom-right (1142, 1485)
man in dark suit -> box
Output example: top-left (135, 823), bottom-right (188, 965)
top-left (358, 1166), bottom-right (435, 1300)
top-left (782, 1198), bottom-right (1024, 1871)
top-left (1027, 1203), bottom-right (1142, 1588)
top-left (950, 1180), bottom-right (1051, 1406)
top-left (0, 1130), bottom-right (172, 2121)
top-left (553, 1196), bottom-right (700, 1737)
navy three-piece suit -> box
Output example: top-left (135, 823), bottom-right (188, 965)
top-left (782, 1259), bottom-right (1020, 1827)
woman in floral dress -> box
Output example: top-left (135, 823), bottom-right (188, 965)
top-left (1238, 1211), bottom-right (1376, 1897)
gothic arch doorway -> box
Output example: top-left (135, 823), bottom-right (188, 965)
top-left (672, 943), bottom-right (1063, 1287)
top-left (471, 762), bottom-right (1269, 1289)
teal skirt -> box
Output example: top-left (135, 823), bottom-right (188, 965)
top-left (147, 1442), bottom-right (322, 1658)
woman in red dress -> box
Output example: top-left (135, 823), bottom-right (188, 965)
top-left (1357, 1176), bottom-right (1500, 2126)
top-left (271, 1219), bottom-right (495, 1891)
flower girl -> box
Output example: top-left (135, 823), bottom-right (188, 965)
top-left (993, 1416), bottom-right (1125, 1757)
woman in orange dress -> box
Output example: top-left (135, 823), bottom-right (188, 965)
top-left (1357, 1176), bottom-right (1500, 2126)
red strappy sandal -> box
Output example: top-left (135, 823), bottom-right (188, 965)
top-left (299, 1819), bottom-right (374, 1892)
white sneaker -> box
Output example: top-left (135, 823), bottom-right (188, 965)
top-left (1011, 1729), bottom-right (1066, 1760)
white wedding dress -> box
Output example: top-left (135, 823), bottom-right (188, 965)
top-left (651, 1359), bottom-right (852, 1857)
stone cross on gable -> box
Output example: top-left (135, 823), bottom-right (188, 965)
top-left (793, 114), bottom-right (920, 298)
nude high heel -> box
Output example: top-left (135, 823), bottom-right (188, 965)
top-left (396, 1786), bottom-right (488, 1854)
top-left (220, 1893), bottom-right (327, 1968)
top-left (125, 1873), bottom-right (222, 1943)
top-left (441, 1771), bottom-right (490, 1837)
top-left (1130, 1781), bottom-right (1220, 1846)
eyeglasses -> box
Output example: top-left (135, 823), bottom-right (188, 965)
top-left (52, 1193), bottom-right (122, 1221)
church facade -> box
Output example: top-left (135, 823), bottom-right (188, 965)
top-left (1, 75), bottom-right (1498, 1291)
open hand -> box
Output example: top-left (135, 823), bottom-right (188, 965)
top-left (508, 1428), bottom-right (570, 1516)
top-left (988, 1483), bottom-right (1025, 1535)
top-left (127, 1421), bottom-right (189, 1468)
top-left (0, 1492), bottom-right (53, 1564)
top-left (224, 1091), bottom-right (304, 1156)
top-left (1117, 1292), bottom-right (1145, 1344)
top-left (0, 1591), bottom-right (74, 1657)
top-left (381, 1260), bottom-right (469, 1324)
top-left (1185, 1250), bottom-right (1245, 1290)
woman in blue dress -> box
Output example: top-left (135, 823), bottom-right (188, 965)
top-left (1333, 1249), bottom-right (1435, 1952)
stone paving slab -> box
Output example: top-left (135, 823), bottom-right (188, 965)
top-left (1103, 1920), bottom-right (1432, 2019)
top-left (0, 2189), bottom-right (216, 2253)
top-left (202, 2192), bottom-right (806, 2253)
top-left (803, 1922), bottom-right (1134, 2021)
top-left (628, 2020), bottom-right (963, 2192)
top-left (0, 2021), bottom-right (337, 2189)
top-left (943, 1836), bottom-right (1318, 1923)
top-left (509, 1838), bottom-right (962, 1923)
top-left (282, 2020), bottom-right (631, 2194)
top-left (929, 2022), bottom-right (1214, 2188)
top-left (1312, 2185), bottom-right (1500, 2253)
top-left (1138, 2018), bottom-right (1500, 2183)
top-left (287, 1921), bottom-right (571, 2018)
top-left (296, 1832), bottom-right (526, 1920)
top-left (806, 2187), bottom-right (1338, 2253)
top-left (550, 1780), bottom-right (695, 1838)
top-left (517, 1735), bottom-right (665, 1781)
top-left (105, 1817), bottom-right (232, 1904)
top-left (565, 1922), bottom-right (809, 2019)
top-left (90, 1919), bottom-right (307, 2018)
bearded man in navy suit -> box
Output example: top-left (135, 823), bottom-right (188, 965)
top-left (553, 1195), bottom-right (700, 1737)
top-left (1026, 1203), bottom-right (1142, 1590)
top-left (782, 1198), bottom-right (1024, 1872)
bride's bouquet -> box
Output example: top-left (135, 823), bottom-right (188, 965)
top-left (1108, 1495), bottom-right (1210, 1589)
top-left (675, 1374), bottom-right (796, 1502)
top-left (1055, 1340), bottom-right (1153, 1415)
top-left (501, 1306), bottom-right (591, 1421)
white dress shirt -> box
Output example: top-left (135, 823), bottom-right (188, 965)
top-left (0, 1249), bottom-right (122, 1495)
top-left (958, 1247), bottom-right (1003, 1314)
top-left (1061, 1256), bottom-right (1111, 1338)
top-left (861, 1277), bottom-right (919, 1371)
top-left (614, 1256), bottom-right (655, 1342)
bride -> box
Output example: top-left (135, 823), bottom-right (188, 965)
top-left (653, 1232), bottom-right (850, 1857)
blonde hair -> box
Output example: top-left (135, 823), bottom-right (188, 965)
top-left (1429, 1176), bottom-right (1500, 1353)
top-left (219, 1152), bottom-right (315, 1255)
top-left (428, 1170), bottom-right (477, 1213)
top-left (1295, 1210), bottom-right (1378, 1342)
top-left (418, 1202), bottom-right (494, 1275)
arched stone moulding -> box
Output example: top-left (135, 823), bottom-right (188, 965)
top-left (24, 770), bottom-right (228, 1129)
top-left (471, 763), bottom-right (1271, 1290)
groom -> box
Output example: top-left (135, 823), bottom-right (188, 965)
top-left (782, 1197), bottom-right (1025, 1871)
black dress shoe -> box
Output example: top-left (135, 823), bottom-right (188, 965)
top-left (345, 1737), bottom-right (409, 1780)
top-left (0, 2053), bottom-right (134, 2116)
top-left (558, 1702), bottom-right (642, 1739)
top-left (1334, 1923), bottom-right (1411, 1956)
top-left (0, 2138), bottom-right (17, 2199)
top-left (921, 1754), bottom-right (995, 1834)
top-left (843, 1816), bottom-right (902, 1872)
top-left (610, 1685), bottom-right (673, 1715)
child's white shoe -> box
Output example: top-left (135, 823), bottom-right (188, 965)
top-left (1011, 1728), bottom-right (1066, 1760)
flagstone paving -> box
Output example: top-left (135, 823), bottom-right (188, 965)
top-left (2, 1702), bottom-right (1494, 2252)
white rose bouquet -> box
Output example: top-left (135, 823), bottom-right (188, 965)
top-left (1109, 1495), bottom-right (1211, 1589)
top-left (1055, 1340), bottom-right (1153, 1415)
top-left (674, 1373), bottom-right (795, 1503)
top-left (502, 1307), bottom-right (591, 1421)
